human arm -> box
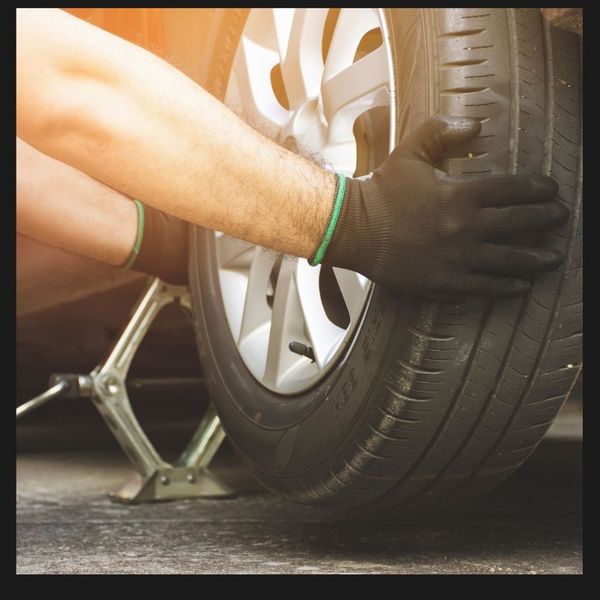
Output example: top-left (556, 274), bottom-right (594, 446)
top-left (16, 8), bottom-right (334, 259)
top-left (16, 9), bottom-right (569, 296)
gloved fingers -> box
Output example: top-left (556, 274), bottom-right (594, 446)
top-left (479, 201), bottom-right (570, 239)
top-left (398, 115), bottom-right (481, 165)
top-left (473, 244), bottom-right (564, 276)
top-left (436, 274), bottom-right (532, 297)
top-left (462, 173), bottom-right (559, 207)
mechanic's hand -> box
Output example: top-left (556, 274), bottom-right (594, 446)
top-left (323, 115), bottom-right (570, 296)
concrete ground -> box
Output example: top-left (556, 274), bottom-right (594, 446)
top-left (16, 406), bottom-right (581, 575)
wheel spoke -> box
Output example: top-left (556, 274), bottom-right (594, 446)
top-left (280, 8), bottom-right (328, 106)
top-left (263, 258), bottom-right (306, 388)
top-left (296, 260), bottom-right (346, 368)
top-left (333, 268), bottom-right (371, 323)
top-left (322, 8), bottom-right (381, 81)
top-left (238, 247), bottom-right (278, 345)
top-left (269, 8), bottom-right (295, 63)
top-left (215, 235), bottom-right (255, 269)
top-left (232, 33), bottom-right (289, 135)
top-left (322, 45), bottom-right (390, 144)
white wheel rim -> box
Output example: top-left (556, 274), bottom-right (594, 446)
top-left (215, 8), bottom-right (395, 394)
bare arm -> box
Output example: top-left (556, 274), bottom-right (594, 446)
top-left (16, 8), bottom-right (335, 259)
top-left (17, 137), bottom-right (137, 266)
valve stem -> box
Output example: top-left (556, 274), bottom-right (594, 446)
top-left (288, 341), bottom-right (315, 362)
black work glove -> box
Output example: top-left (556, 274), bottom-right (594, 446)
top-left (133, 204), bottom-right (188, 286)
top-left (322, 115), bottom-right (569, 297)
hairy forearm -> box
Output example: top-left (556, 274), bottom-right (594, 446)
top-left (16, 137), bottom-right (137, 266)
top-left (16, 8), bottom-right (335, 258)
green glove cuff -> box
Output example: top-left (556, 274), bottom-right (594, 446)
top-left (309, 173), bottom-right (346, 266)
top-left (122, 199), bottom-right (145, 270)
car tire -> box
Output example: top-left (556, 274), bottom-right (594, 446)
top-left (187, 8), bottom-right (582, 513)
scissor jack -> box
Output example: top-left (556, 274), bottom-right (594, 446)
top-left (16, 277), bottom-right (235, 504)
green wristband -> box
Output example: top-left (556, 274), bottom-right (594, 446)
top-left (122, 199), bottom-right (145, 271)
top-left (309, 173), bottom-right (346, 266)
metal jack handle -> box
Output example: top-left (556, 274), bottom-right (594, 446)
top-left (19, 277), bottom-right (234, 504)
